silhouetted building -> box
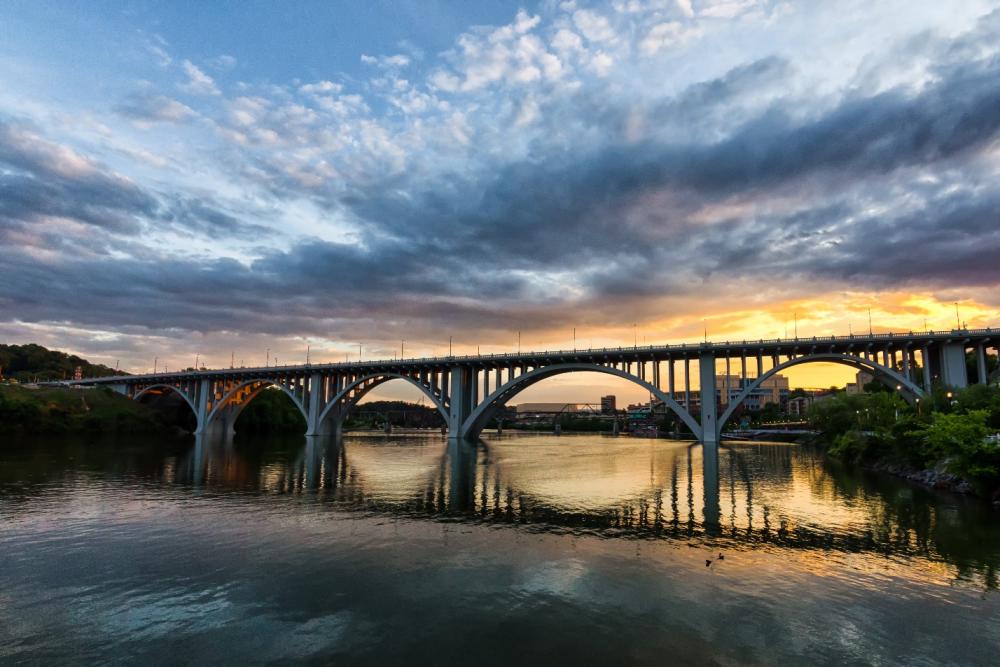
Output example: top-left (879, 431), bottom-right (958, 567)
top-left (846, 370), bottom-right (875, 394)
top-left (600, 395), bottom-right (616, 414)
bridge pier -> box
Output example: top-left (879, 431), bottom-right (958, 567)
top-left (448, 366), bottom-right (474, 440)
top-left (940, 342), bottom-right (969, 389)
top-left (193, 378), bottom-right (212, 436)
top-left (699, 352), bottom-right (719, 450)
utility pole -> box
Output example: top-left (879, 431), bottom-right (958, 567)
top-left (195, 354), bottom-right (199, 370)
top-left (306, 345), bottom-right (310, 365)
top-left (449, 336), bottom-right (453, 357)
top-left (359, 343), bottom-right (362, 360)
top-left (868, 308), bottom-right (872, 336)
top-left (266, 348), bottom-right (270, 367)
top-left (230, 351), bottom-right (234, 368)
top-left (955, 302), bottom-right (961, 329)
top-left (153, 357), bottom-right (157, 373)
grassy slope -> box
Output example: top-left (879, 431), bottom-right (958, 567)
top-left (0, 385), bottom-right (166, 434)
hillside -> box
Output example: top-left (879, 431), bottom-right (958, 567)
top-left (0, 343), bottom-right (122, 383)
top-left (0, 385), bottom-right (167, 434)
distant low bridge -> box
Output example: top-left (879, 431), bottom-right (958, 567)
top-left (64, 329), bottom-right (997, 455)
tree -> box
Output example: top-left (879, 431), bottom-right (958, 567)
top-left (917, 410), bottom-right (997, 479)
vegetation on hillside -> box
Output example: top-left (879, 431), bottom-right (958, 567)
top-left (233, 393), bottom-right (447, 434)
top-left (343, 400), bottom-right (444, 429)
top-left (0, 385), bottom-right (167, 434)
top-left (234, 389), bottom-right (307, 434)
top-left (0, 343), bottom-right (121, 382)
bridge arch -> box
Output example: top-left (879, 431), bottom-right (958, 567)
top-left (717, 352), bottom-right (925, 433)
top-left (316, 372), bottom-right (450, 431)
top-left (205, 378), bottom-right (309, 432)
top-left (133, 384), bottom-right (199, 431)
top-left (133, 384), bottom-right (198, 414)
top-left (460, 363), bottom-right (703, 440)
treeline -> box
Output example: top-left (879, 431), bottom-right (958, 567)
top-left (809, 383), bottom-right (1000, 497)
top-left (0, 343), bottom-right (121, 382)
top-left (345, 400), bottom-right (444, 429)
top-left (234, 389), bottom-right (307, 434)
top-left (234, 393), bottom-right (446, 434)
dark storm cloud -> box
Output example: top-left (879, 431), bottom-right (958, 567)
top-left (349, 46), bottom-right (1000, 275)
top-left (0, 118), bottom-right (158, 235)
top-left (0, 116), bottom-right (275, 243)
top-left (782, 190), bottom-right (1000, 287)
top-left (159, 196), bottom-right (273, 239)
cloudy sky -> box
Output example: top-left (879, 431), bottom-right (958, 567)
top-left (2, 0), bottom-right (1000, 402)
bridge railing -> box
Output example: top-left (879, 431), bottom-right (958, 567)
top-left (64, 327), bottom-right (995, 383)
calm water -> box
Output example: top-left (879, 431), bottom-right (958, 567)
top-left (2, 433), bottom-right (999, 665)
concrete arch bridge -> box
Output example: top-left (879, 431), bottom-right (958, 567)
top-left (67, 329), bottom-right (997, 458)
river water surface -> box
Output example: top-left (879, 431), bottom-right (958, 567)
top-left (2, 433), bottom-right (999, 664)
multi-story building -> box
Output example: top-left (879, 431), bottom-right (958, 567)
top-left (714, 373), bottom-right (790, 410)
top-left (845, 370), bottom-right (875, 394)
top-left (600, 395), bottom-right (617, 414)
top-left (633, 373), bottom-right (790, 417)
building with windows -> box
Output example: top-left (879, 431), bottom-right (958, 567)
top-left (845, 370), bottom-right (875, 394)
top-left (600, 395), bottom-right (617, 414)
top-left (714, 373), bottom-right (790, 410)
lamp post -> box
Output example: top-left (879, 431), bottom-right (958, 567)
top-left (266, 348), bottom-right (270, 367)
top-left (401, 340), bottom-right (405, 359)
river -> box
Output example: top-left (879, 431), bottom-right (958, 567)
top-left (2, 433), bottom-right (999, 664)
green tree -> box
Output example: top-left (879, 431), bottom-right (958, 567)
top-left (917, 410), bottom-right (997, 479)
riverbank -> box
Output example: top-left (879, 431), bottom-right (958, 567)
top-left (0, 385), bottom-right (168, 434)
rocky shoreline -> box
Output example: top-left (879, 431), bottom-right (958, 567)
top-left (866, 459), bottom-right (1000, 510)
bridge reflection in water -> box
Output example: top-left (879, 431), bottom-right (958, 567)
top-left (175, 433), bottom-right (1000, 589)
